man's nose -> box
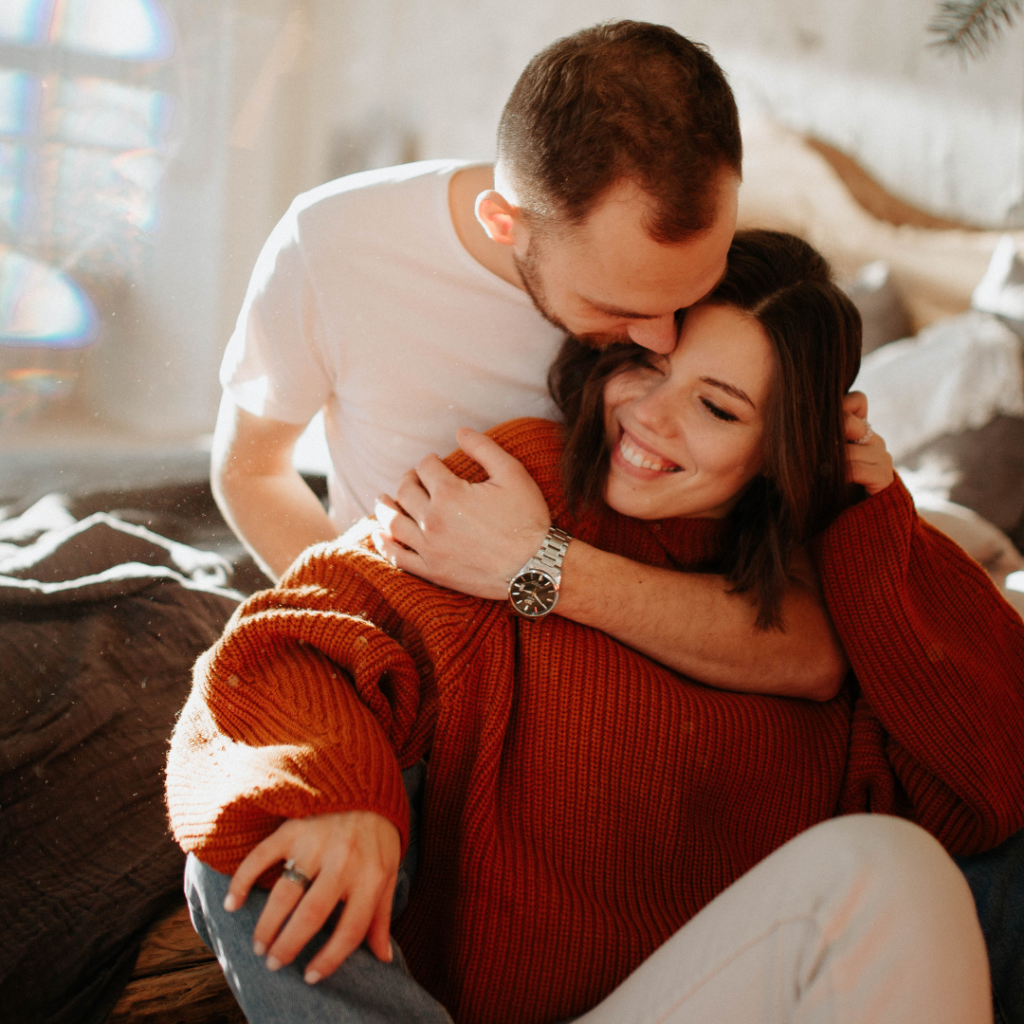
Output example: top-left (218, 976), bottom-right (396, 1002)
top-left (626, 315), bottom-right (678, 354)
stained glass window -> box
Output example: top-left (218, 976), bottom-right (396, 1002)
top-left (0, 0), bottom-right (175, 419)
top-left (0, 0), bottom-right (174, 60)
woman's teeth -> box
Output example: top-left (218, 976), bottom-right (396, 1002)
top-left (619, 433), bottom-right (681, 473)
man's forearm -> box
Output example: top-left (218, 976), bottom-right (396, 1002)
top-left (374, 429), bottom-right (848, 699)
top-left (213, 469), bottom-right (337, 581)
top-left (211, 396), bottom-right (339, 582)
top-left (555, 541), bottom-right (848, 700)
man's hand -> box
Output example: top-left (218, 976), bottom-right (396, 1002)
top-left (373, 427), bottom-right (550, 600)
top-left (843, 392), bottom-right (894, 496)
top-left (224, 810), bottom-right (401, 984)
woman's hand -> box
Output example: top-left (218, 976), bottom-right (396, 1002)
top-left (224, 810), bottom-right (401, 984)
top-left (844, 392), bottom-right (894, 496)
top-left (372, 427), bottom-right (551, 600)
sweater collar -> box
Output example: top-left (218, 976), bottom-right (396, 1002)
top-left (560, 498), bottom-right (726, 572)
top-left (639, 513), bottom-right (725, 569)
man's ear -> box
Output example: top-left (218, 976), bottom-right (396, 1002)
top-left (475, 190), bottom-right (521, 248)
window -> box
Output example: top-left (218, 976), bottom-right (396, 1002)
top-left (0, 0), bottom-right (175, 419)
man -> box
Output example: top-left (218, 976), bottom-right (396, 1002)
top-left (211, 20), bottom-right (847, 698)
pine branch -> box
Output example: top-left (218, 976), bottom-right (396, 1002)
top-left (929, 0), bottom-right (1023, 58)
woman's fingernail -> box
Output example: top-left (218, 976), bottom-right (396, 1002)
top-left (223, 894), bottom-right (238, 912)
top-left (252, 940), bottom-right (266, 957)
top-left (384, 943), bottom-right (394, 963)
top-left (304, 969), bottom-right (321, 985)
top-left (265, 956), bottom-right (282, 972)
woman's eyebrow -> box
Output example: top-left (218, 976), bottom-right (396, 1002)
top-left (700, 376), bottom-right (755, 409)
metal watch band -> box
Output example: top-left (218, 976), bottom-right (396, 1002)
top-left (507, 526), bottom-right (573, 620)
top-left (531, 527), bottom-right (572, 575)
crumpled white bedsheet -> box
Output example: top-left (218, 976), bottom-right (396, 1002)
top-left (851, 310), bottom-right (1024, 462)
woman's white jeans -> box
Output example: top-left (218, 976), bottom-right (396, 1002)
top-left (575, 814), bottom-right (990, 1024)
top-left (185, 814), bottom-right (992, 1024)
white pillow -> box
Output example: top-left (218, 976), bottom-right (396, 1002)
top-left (852, 312), bottom-right (1024, 461)
top-left (840, 260), bottom-right (911, 354)
top-left (972, 235), bottom-right (1024, 338)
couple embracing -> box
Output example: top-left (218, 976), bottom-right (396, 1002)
top-left (167, 21), bottom-right (1024, 1024)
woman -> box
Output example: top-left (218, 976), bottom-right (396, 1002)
top-left (167, 231), bottom-right (1024, 1024)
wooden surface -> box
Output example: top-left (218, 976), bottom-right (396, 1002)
top-left (131, 904), bottom-right (222, 978)
top-left (107, 903), bottom-right (246, 1024)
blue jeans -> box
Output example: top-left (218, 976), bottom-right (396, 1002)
top-left (185, 854), bottom-right (451, 1024)
top-left (184, 761), bottom-right (452, 1024)
top-left (956, 826), bottom-right (1024, 1024)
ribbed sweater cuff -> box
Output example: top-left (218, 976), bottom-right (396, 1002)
top-left (167, 648), bottom-right (412, 877)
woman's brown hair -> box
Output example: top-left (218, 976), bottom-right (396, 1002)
top-left (548, 230), bottom-right (863, 629)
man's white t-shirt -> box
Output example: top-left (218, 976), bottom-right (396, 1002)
top-left (221, 160), bottom-right (565, 530)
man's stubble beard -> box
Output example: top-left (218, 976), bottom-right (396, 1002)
top-left (513, 244), bottom-right (570, 335)
top-left (513, 243), bottom-right (630, 350)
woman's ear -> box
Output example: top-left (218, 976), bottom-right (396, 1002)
top-left (475, 190), bottom-right (521, 247)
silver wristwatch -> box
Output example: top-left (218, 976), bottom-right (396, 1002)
top-left (507, 527), bottom-right (572, 620)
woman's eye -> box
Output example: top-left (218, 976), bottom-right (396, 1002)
top-left (701, 398), bottom-right (738, 423)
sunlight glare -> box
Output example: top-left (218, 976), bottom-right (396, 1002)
top-left (0, 244), bottom-right (97, 348)
top-left (46, 75), bottom-right (173, 150)
top-left (0, 70), bottom-right (38, 135)
top-left (0, 142), bottom-right (30, 231)
top-left (51, 0), bottom-right (175, 61)
top-left (0, 0), bottom-right (55, 46)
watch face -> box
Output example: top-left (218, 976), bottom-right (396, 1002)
top-left (509, 569), bottom-right (559, 618)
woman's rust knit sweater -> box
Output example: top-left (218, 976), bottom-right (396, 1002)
top-left (167, 418), bottom-right (1024, 1024)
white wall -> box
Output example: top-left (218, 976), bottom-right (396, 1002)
top-left (85, 0), bottom-right (1024, 436)
top-left (85, 0), bottom-right (320, 435)
top-left (305, 0), bottom-right (1024, 228)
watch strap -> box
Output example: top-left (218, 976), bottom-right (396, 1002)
top-left (507, 527), bottom-right (573, 620)
top-left (528, 527), bottom-right (572, 577)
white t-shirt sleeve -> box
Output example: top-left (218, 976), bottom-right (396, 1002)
top-left (219, 201), bottom-right (332, 426)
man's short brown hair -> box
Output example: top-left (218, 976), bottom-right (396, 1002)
top-left (497, 21), bottom-right (742, 242)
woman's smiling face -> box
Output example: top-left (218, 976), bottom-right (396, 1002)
top-left (603, 303), bottom-right (774, 520)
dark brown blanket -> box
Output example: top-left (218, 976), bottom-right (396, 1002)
top-left (0, 497), bottom-right (240, 1024)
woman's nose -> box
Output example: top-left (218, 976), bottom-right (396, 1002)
top-left (632, 382), bottom-right (677, 436)
top-left (626, 315), bottom-right (678, 354)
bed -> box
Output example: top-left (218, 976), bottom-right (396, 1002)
top-left (4, 124), bottom-right (1024, 1024)
top-left (0, 484), bottom-right (270, 1024)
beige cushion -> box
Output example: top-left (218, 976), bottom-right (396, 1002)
top-left (738, 118), bottom-right (1024, 332)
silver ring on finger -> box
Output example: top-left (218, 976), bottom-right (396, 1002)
top-left (281, 859), bottom-right (313, 890)
top-left (854, 425), bottom-right (875, 446)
